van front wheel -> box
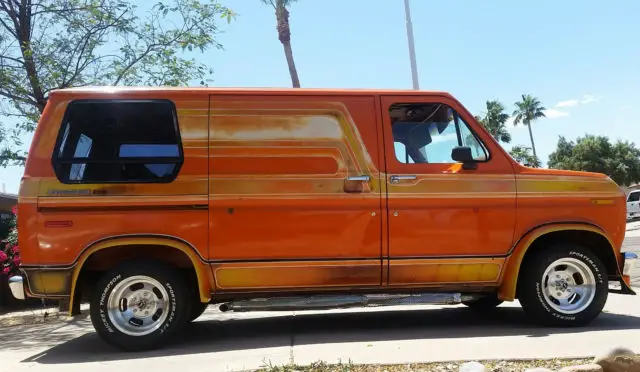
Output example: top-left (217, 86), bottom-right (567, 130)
top-left (518, 245), bottom-right (608, 326)
top-left (90, 260), bottom-right (191, 351)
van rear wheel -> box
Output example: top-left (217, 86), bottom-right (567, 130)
top-left (517, 244), bottom-right (608, 326)
top-left (90, 260), bottom-right (191, 351)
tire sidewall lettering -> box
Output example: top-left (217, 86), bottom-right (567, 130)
top-left (160, 281), bottom-right (177, 334)
top-left (568, 250), bottom-right (604, 284)
top-left (99, 274), bottom-right (122, 333)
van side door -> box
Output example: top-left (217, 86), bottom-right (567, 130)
top-left (379, 94), bottom-right (517, 288)
top-left (208, 94), bottom-right (384, 291)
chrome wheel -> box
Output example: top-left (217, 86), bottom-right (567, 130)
top-left (541, 257), bottom-right (596, 315)
top-left (107, 275), bottom-right (170, 337)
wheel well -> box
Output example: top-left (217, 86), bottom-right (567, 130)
top-left (74, 244), bottom-right (199, 304)
top-left (516, 229), bottom-right (618, 296)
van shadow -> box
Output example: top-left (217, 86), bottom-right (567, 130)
top-left (23, 306), bottom-right (640, 365)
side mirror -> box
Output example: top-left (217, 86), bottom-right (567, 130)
top-left (451, 146), bottom-right (478, 170)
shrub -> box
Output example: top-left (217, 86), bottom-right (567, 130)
top-left (1, 206), bottom-right (20, 277)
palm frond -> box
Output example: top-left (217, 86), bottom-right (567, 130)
top-left (259, 0), bottom-right (277, 8)
top-left (534, 109), bottom-right (547, 119)
top-left (512, 113), bottom-right (522, 125)
top-left (500, 132), bottom-right (512, 143)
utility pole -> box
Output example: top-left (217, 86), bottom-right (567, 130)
top-left (404, 0), bottom-right (419, 90)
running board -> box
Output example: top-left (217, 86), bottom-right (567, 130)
top-left (218, 292), bottom-right (476, 312)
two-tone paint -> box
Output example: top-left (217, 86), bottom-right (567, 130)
top-left (16, 87), bottom-right (633, 313)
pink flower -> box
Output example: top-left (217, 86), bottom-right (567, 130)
top-left (11, 206), bottom-right (17, 215)
top-left (12, 246), bottom-right (20, 254)
top-left (2, 267), bottom-right (9, 275)
top-left (0, 251), bottom-right (7, 262)
top-left (13, 257), bottom-right (21, 265)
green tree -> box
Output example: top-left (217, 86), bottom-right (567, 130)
top-left (513, 94), bottom-right (546, 159)
top-left (478, 100), bottom-right (511, 144)
top-left (0, 0), bottom-right (234, 166)
top-left (260, 0), bottom-right (300, 88)
top-left (548, 135), bottom-right (640, 186)
top-left (509, 145), bottom-right (541, 168)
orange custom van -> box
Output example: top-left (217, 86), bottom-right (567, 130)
top-left (9, 87), bottom-right (637, 351)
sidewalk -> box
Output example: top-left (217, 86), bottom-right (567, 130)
top-left (626, 220), bottom-right (640, 237)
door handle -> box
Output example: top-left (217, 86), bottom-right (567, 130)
top-left (346, 175), bottom-right (370, 182)
top-left (390, 175), bottom-right (417, 184)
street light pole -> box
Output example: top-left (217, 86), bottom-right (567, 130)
top-left (404, 0), bottom-right (419, 90)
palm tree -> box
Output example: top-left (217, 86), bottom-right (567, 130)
top-left (513, 94), bottom-right (546, 159)
top-left (261, 0), bottom-right (301, 87)
top-left (479, 100), bottom-right (511, 144)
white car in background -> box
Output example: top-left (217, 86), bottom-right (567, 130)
top-left (628, 190), bottom-right (640, 221)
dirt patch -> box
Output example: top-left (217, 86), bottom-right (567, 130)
top-left (0, 304), bottom-right (89, 328)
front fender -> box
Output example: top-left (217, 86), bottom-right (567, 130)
top-left (497, 223), bottom-right (621, 301)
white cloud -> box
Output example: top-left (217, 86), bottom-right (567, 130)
top-left (556, 99), bottom-right (579, 108)
top-left (544, 109), bottom-right (570, 118)
top-left (505, 115), bottom-right (515, 127)
top-left (545, 94), bottom-right (599, 119)
top-left (581, 94), bottom-right (599, 104)
top-left (554, 94), bottom-right (600, 109)
top-left (431, 132), bottom-right (458, 143)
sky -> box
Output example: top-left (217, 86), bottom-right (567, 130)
top-left (2, 0), bottom-right (640, 194)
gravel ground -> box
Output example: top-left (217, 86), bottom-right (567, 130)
top-left (256, 358), bottom-right (596, 372)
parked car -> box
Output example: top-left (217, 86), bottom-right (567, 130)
top-left (627, 190), bottom-right (640, 221)
top-left (9, 87), bottom-right (638, 351)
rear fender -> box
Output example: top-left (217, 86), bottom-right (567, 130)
top-left (69, 236), bottom-right (214, 314)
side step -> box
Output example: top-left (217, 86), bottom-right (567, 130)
top-left (219, 292), bottom-right (476, 312)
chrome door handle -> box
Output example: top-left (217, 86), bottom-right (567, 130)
top-left (390, 175), bottom-right (417, 184)
top-left (346, 175), bottom-right (370, 182)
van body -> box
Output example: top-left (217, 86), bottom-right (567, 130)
top-left (10, 87), bottom-right (636, 351)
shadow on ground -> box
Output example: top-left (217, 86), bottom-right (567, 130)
top-left (17, 305), bottom-right (640, 365)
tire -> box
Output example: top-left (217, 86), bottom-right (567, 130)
top-left (90, 260), bottom-right (191, 351)
top-left (462, 295), bottom-right (503, 311)
top-left (189, 300), bottom-right (209, 322)
top-left (517, 244), bottom-right (608, 326)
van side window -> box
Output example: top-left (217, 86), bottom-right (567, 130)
top-left (629, 192), bottom-right (640, 202)
top-left (52, 100), bottom-right (183, 183)
top-left (390, 103), bottom-right (488, 164)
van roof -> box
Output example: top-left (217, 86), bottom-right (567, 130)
top-left (48, 86), bottom-right (455, 98)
